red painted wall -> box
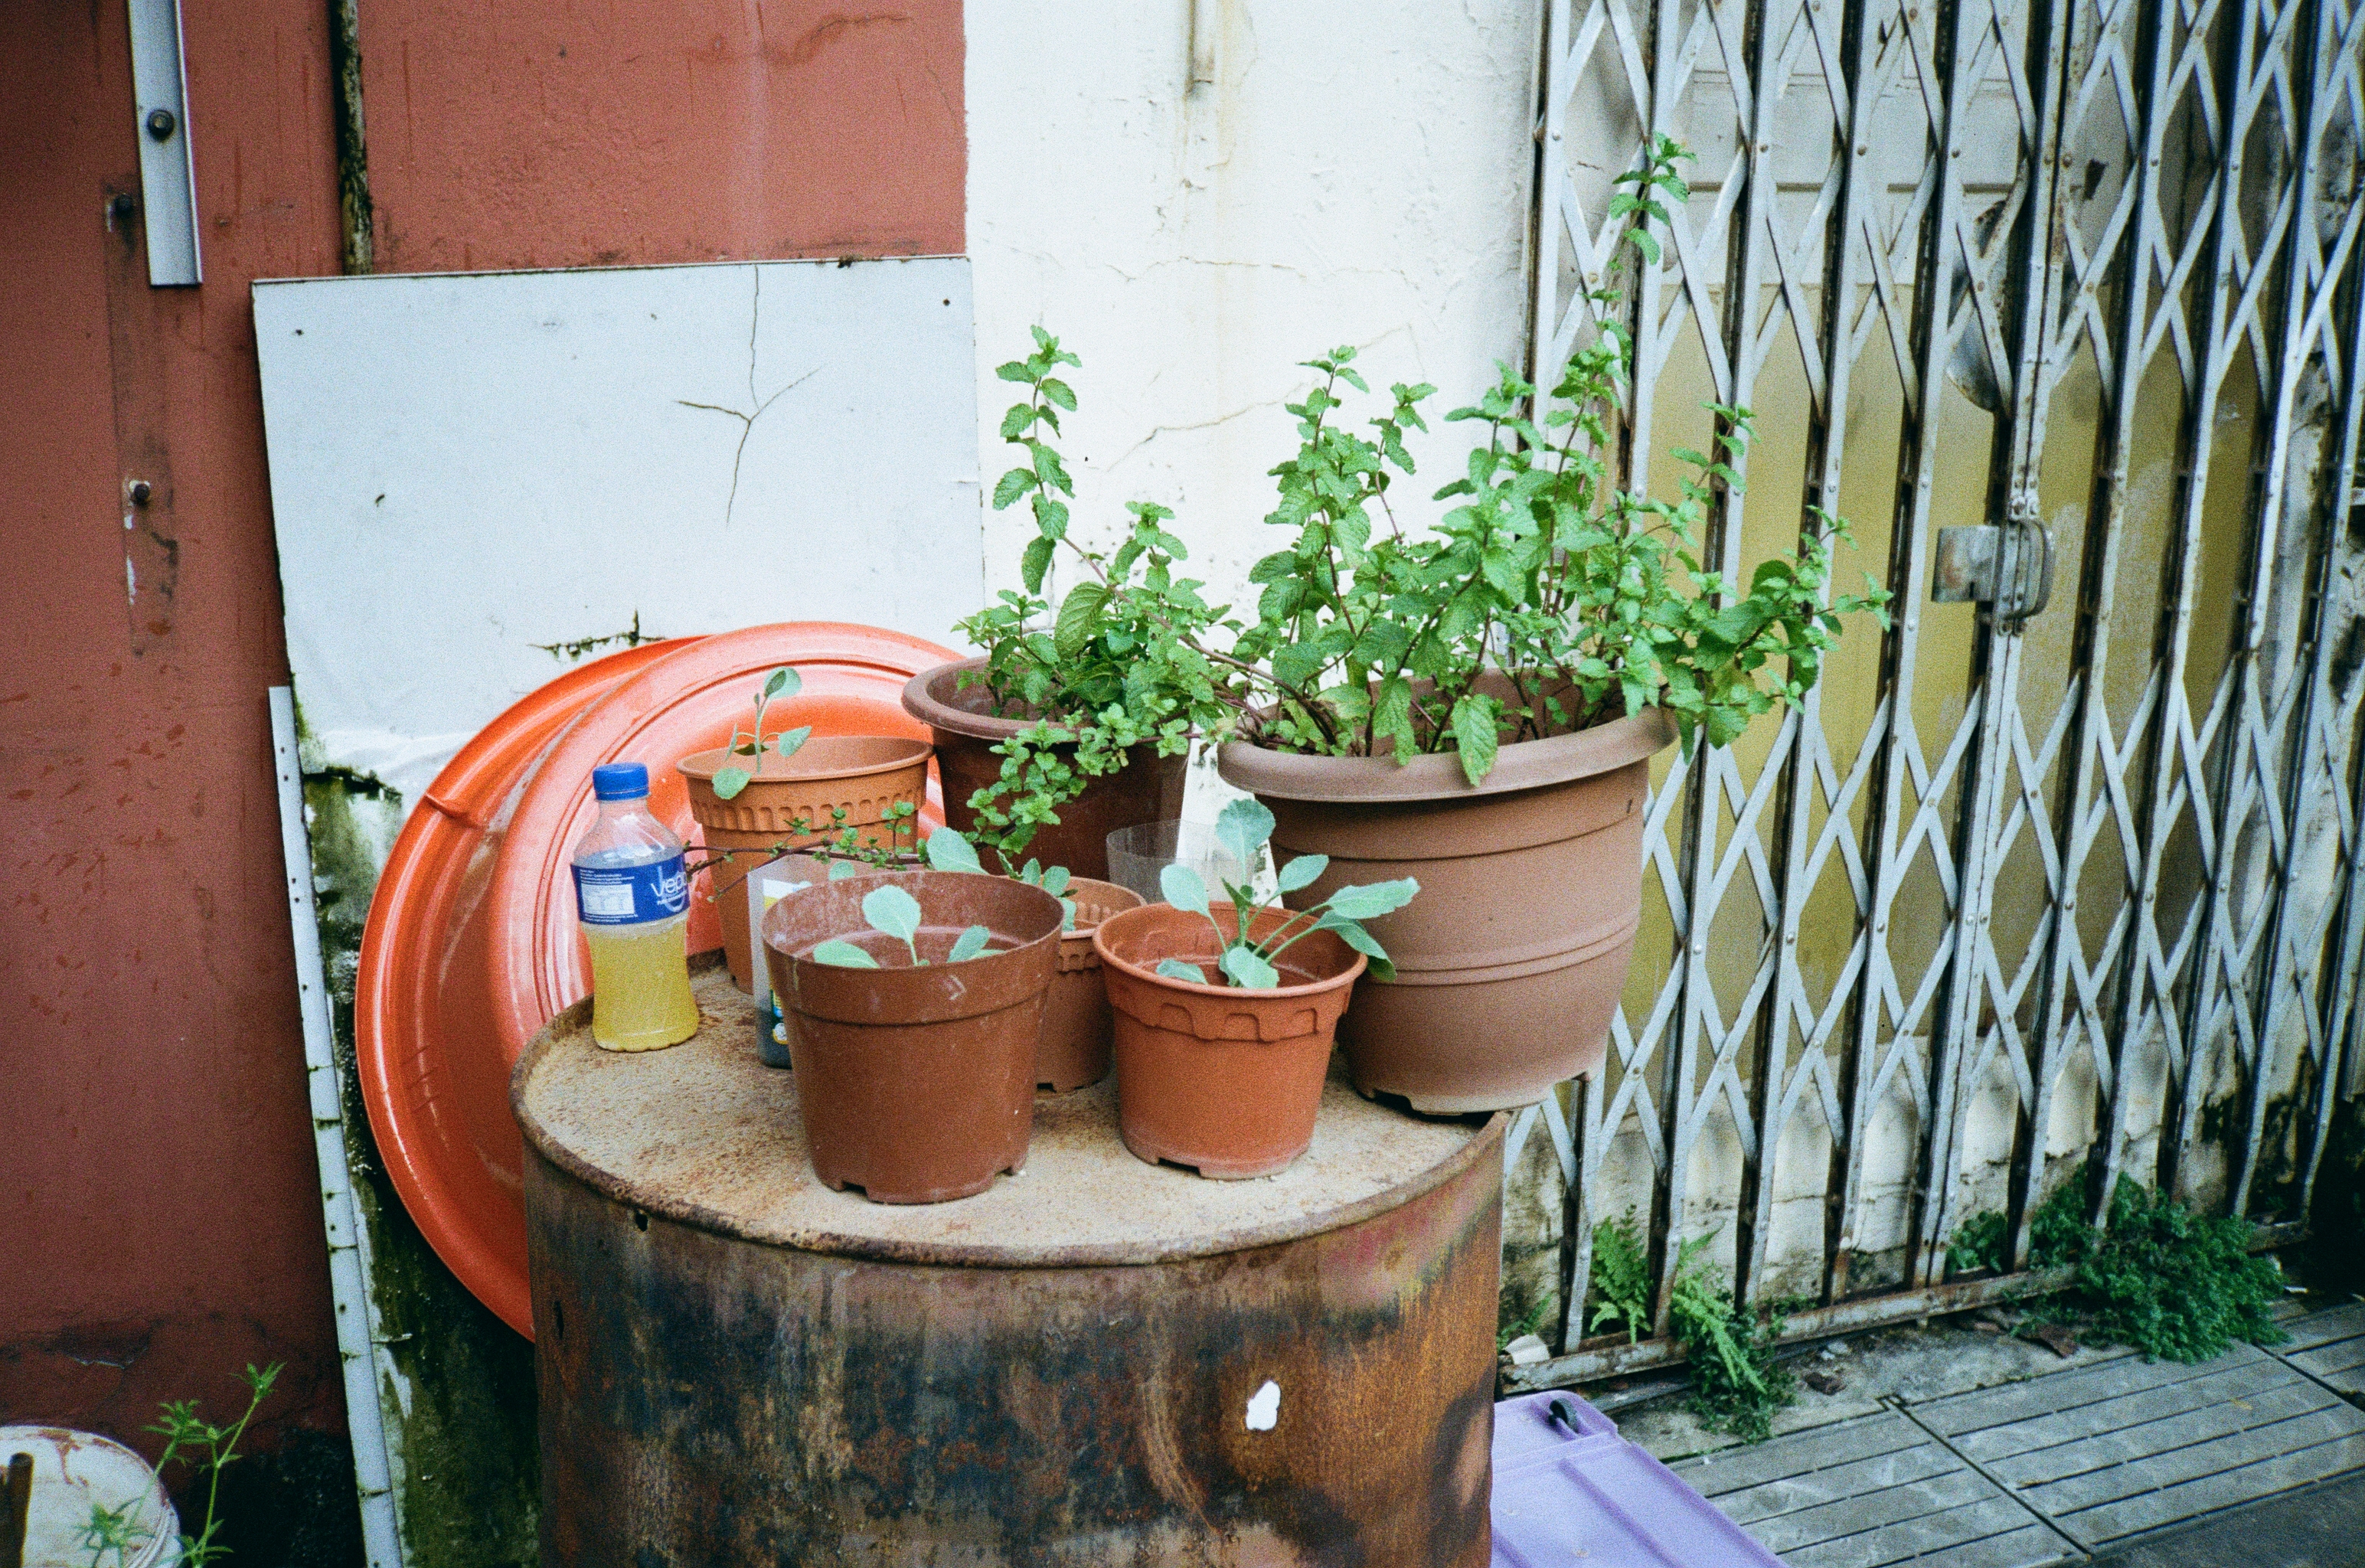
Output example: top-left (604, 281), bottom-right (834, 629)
top-left (0, 0), bottom-right (962, 1462)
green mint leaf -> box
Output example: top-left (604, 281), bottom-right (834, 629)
top-left (711, 765), bottom-right (751, 801)
top-left (773, 725), bottom-right (811, 758)
top-left (992, 467), bottom-right (1034, 509)
top-left (1451, 694), bottom-right (1500, 786)
top-left (1021, 535), bottom-right (1056, 593)
top-left (1054, 581), bottom-right (1109, 660)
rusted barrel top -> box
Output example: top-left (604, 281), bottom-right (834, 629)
top-left (511, 965), bottom-right (1494, 1269)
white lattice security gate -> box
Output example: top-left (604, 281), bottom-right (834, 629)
top-left (1503, 0), bottom-right (2365, 1383)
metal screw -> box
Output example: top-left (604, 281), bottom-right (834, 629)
top-left (128, 479), bottom-right (152, 507)
top-left (145, 107), bottom-right (177, 141)
top-left (109, 192), bottom-right (136, 225)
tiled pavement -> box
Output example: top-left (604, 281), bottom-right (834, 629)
top-left (1665, 1305), bottom-right (2365, 1566)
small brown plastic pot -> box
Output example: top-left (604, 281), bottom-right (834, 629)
top-left (1093, 903), bottom-right (1365, 1179)
top-left (1036, 877), bottom-right (1145, 1092)
top-left (681, 736), bottom-right (932, 991)
top-left (1217, 701), bottom-right (1677, 1113)
top-left (763, 871), bottom-right (1063, 1204)
top-left (901, 658), bottom-right (1186, 880)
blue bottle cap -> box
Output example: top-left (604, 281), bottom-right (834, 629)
top-left (592, 762), bottom-right (650, 801)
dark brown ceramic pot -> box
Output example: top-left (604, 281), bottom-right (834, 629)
top-left (1035, 877), bottom-right (1145, 1092)
top-left (680, 736), bottom-right (932, 991)
top-left (900, 658), bottom-right (1187, 880)
top-left (1093, 903), bottom-right (1364, 1178)
top-left (763, 871), bottom-right (1063, 1204)
top-left (1216, 706), bottom-right (1677, 1114)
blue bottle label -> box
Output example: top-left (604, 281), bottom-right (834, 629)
top-left (573, 854), bottom-right (689, 926)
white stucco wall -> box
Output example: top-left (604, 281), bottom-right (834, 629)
top-left (965, 0), bottom-right (1543, 619)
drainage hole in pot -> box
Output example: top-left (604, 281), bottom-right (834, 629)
top-left (633, 1209), bottom-right (649, 1232)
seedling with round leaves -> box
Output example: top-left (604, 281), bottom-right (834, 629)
top-left (710, 665), bottom-right (814, 801)
top-left (1151, 799), bottom-right (1416, 988)
top-left (921, 825), bottom-right (1079, 930)
top-left (808, 882), bottom-right (995, 969)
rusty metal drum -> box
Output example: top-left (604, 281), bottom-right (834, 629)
top-left (512, 962), bottom-right (1502, 1566)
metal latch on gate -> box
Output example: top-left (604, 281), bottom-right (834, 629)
top-left (1932, 514), bottom-right (2054, 625)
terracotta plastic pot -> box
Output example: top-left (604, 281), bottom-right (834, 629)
top-left (763, 871), bottom-right (1063, 1204)
top-left (1093, 903), bottom-right (1364, 1178)
top-left (900, 657), bottom-right (1187, 880)
top-left (1216, 706), bottom-right (1677, 1114)
top-left (681, 736), bottom-right (933, 990)
top-left (1036, 877), bottom-right (1145, 1092)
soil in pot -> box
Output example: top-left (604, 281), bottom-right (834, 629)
top-left (1092, 903), bottom-right (1364, 1178)
top-left (763, 871), bottom-right (1063, 1204)
top-left (901, 658), bottom-right (1186, 880)
top-left (680, 735), bottom-right (932, 991)
top-left (1216, 706), bottom-right (1676, 1115)
top-left (1036, 877), bottom-right (1144, 1093)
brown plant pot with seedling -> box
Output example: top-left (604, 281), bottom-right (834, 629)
top-left (679, 667), bottom-right (931, 991)
top-left (763, 871), bottom-right (1063, 1204)
top-left (902, 658), bottom-right (1185, 880)
top-left (1089, 800), bottom-right (1413, 1178)
top-left (916, 825), bottom-right (1142, 1093)
top-left (1037, 877), bottom-right (1143, 1092)
top-left (1218, 697), bottom-right (1676, 1116)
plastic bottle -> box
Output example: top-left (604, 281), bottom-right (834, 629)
top-left (571, 762), bottom-right (699, 1051)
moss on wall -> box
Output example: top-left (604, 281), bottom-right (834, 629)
top-left (300, 740), bottom-right (540, 1566)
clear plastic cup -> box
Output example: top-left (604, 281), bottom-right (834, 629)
top-left (1104, 820), bottom-right (1252, 905)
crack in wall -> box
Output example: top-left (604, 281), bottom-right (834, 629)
top-left (678, 267), bottom-right (822, 526)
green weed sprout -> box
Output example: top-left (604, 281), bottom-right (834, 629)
top-left (1150, 799), bottom-right (1416, 989)
top-left (809, 883), bottom-right (992, 969)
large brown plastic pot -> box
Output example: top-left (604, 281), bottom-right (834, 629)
top-left (680, 736), bottom-right (932, 991)
top-left (1036, 877), bottom-right (1145, 1092)
top-left (1093, 903), bottom-right (1364, 1179)
top-left (763, 871), bottom-right (1063, 1204)
top-left (1216, 705), bottom-right (1677, 1114)
top-left (900, 658), bottom-right (1187, 879)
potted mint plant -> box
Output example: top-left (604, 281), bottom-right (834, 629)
top-left (763, 873), bottom-right (1063, 1204)
top-left (902, 330), bottom-right (1232, 878)
top-left (1090, 801), bottom-right (1416, 1178)
top-left (678, 665), bottom-right (930, 990)
top-left (1210, 137), bottom-right (1890, 1112)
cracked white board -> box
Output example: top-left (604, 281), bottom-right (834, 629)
top-left (253, 256), bottom-right (980, 808)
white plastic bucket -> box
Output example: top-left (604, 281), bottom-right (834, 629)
top-left (0, 1426), bottom-right (181, 1568)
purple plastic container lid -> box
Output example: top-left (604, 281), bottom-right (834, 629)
top-left (1491, 1392), bottom-right (1785, 1568)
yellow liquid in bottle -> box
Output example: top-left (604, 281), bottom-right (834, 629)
top-left (584, 913), bottom-right (701, 1052)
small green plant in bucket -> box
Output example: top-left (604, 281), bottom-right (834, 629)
top-left (810, 884), bottom-right (995, 969)
top-left (921, 826), bottom-right (1079, 929)
top-left (1152, 799), bottom-right (1416, 988)
top-left (709, 666), bottom-right (812, 801)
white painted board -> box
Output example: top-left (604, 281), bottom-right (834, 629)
top-left (253, 256), bottom-right (980, 809)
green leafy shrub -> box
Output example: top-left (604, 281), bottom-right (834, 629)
top-left (1945, 1207), bottom-right (2009, 1276)
top-left (1966, 1167), bottom-right (2287, 1364)
top-left (149, 1363), bottom-right (281, 1566)
top-left (2068, 1177), bottom-right (2286, 1362)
